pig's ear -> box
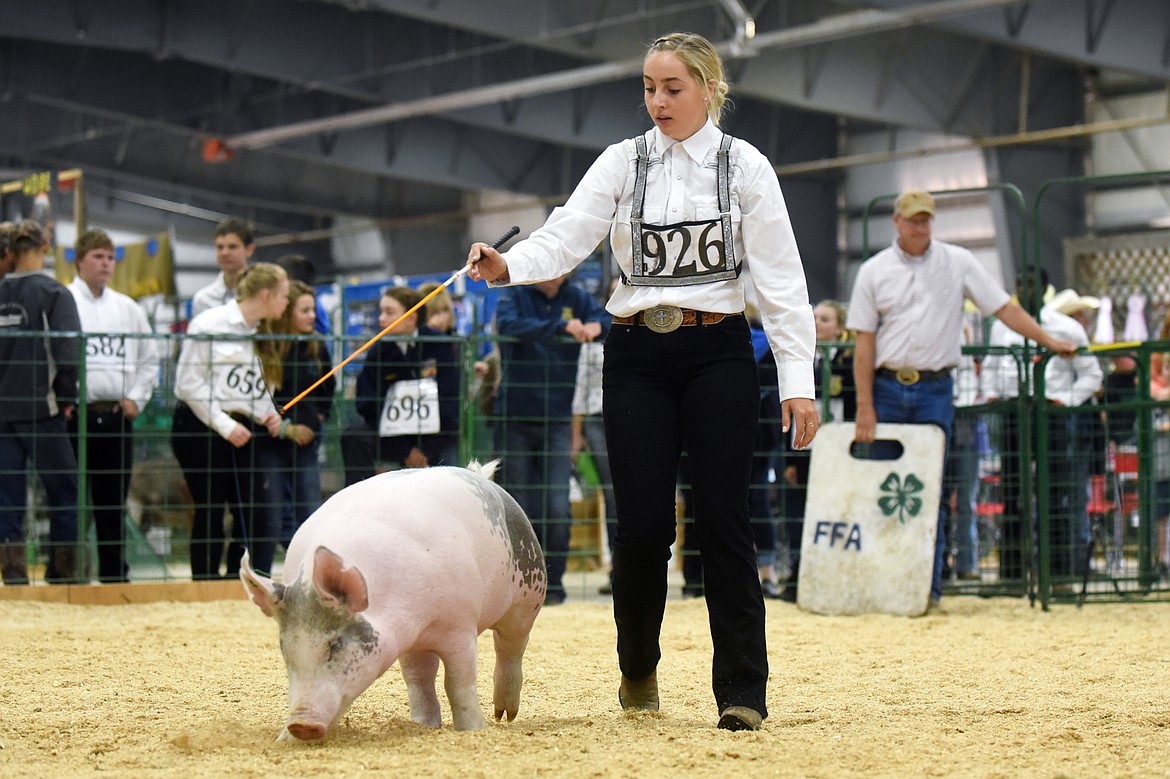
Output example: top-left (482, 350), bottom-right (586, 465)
top-left (240, 551), bottom-right (285, 618)
top-left (312, 546), bottom-right (370, 615)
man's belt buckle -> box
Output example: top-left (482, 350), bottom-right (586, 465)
top-left (642, 304), bottom-right (684, 333)
top-left (895, 367), bottom-right (920, 385)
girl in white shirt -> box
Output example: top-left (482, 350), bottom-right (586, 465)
top-left (172, 262), bottom-right (288, 579)
top-left (468, 32), bottom-right (818, 732)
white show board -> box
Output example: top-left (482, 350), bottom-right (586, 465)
top-left (797, 422), bottom-right (946, 617)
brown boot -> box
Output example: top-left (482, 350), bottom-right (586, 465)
top-left (717, 706), bottom-right (763, 731)
top-left (45, 545), bottom-right (80, 585)
top-left (618, 671), bottom-right (659, 711)
top-left (1, 543), bottom-right (29, 586)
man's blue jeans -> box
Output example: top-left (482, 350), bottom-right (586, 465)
top-left (873, 374), bottom-right (954, 601)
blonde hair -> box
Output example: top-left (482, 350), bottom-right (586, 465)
top-left (257, 279), bottom-right (319, 389)
top-left (11, 219), bottom-right (47, 258)
top-left (236, 262), bottom-right (286, 302)
top-left (236, 263), bottom-right (288, 387)
top-left (814, 299), bottom-right (851, 342)
top-left (647, 33), bottom-right (730, 125)
top-left (418, 280), bottom-right (455, 333)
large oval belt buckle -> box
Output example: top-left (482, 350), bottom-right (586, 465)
top-left (642, 304), bottom-right (684, 333)
top-left (895, 367), bottom-right (920, 385)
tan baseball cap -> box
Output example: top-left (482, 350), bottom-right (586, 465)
top-left (894, 190), bottom-right (936, 218)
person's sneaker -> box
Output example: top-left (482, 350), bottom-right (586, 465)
top-left (598, 573), bottom-right (613, 595)
top-left (618, 672), bottom-right (659, 711)
top-left (544, 589), bottom-right (566, 606)
top-left (717, 706), bottom-right (762, 731)
top-left (760, 579), bottom-right (782, 599)
top-left (778, 583), bottom-right (798, 603)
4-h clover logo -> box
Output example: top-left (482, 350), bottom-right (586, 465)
top-left (878, 472), bottom-right (925, 524)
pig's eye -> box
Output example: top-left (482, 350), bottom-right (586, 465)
top-left (327, 638), bottom-right (343, 660)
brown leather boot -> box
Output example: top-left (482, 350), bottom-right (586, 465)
top-left (1, 543), bottom-right (29, 585)
top-left (45, 545), bottom-right (80, 585)
top-left (618, 671), bottom-right (659, 711)
top-left (717, 706), bottom-right (763, 731)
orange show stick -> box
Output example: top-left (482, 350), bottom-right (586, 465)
top-left (281, 226), bottom-right (519, 414)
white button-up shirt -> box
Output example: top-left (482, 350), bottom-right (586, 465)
top-left (190, 273), bottom-right (234, 318)
top-left (848, 239), bottom-right (1010, 372)
top-left (498, 120), bottom-right (815, 400)
top-left (68, 277), bottom-right (160, 407)
top-left (985, 306), bottom-right (1103, 406)
top-left (174, 300), bottom-right (277, 439)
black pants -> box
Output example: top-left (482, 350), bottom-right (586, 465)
top-left (604, 316), bottom-right (768, 717)
top-left (340, 422), bottom-right (457, 486)
top-left (69, 406), bottom-right (133, 582)
top-left (171, 404), bottom-right (266, 578)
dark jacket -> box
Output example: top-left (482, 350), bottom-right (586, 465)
top-left (495, 282), bottom-right (611, 421)
top-left (273, 339), bottom-right (335, 433)
top-left (818, 346), bottom-right (857, 423)
top-left (353, 326), bottom-right (459, 458)
top-left (0, 271), bottom-right (81, 421)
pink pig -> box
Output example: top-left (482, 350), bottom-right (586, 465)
top-left (240, 461), bottom-right (546, 740)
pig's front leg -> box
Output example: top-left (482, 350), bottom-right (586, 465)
top-left (398, 650), bottom-right (442, 728)
top-left (441, 638), bottom-right (488, 731)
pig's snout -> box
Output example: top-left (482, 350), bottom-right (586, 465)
top-left (285, 720), bottom-right (329, 741)
top-left (284, 703), bottom-right (334, 741)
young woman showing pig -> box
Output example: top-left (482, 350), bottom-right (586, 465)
top-left (468, 32), bottom-right (818, 731)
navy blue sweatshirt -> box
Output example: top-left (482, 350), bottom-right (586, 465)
top-left (0, 271), bottom-right (81, 421)
top-left (495, 282), bottom-right (610, 422)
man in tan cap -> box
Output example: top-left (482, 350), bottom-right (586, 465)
top-left (847, 189), bottom-right (1078, 608)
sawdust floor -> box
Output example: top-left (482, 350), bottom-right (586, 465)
top-left (1, 595), bottom-right (1168, 778)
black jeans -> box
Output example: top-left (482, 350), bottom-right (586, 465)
top-left (171, 404), bottom-right (264, 578)
top-left (603, 316), bottom-right (768, 717)
top-left (69, 406), bottom-right (134, 582)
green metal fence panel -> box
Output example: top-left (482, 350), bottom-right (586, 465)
top-left (4, 321), bottom-right (1169, 606)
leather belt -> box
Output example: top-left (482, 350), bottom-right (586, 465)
top-left (612, 305), bottom-right (741, 333)
top-left (877, 367), bottom-right (952, 385)
top-left (86, 402), bottom-right (121, 414)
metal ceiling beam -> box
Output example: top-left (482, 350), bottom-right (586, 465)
top-left (772, 110), bottom-right (1170, 178)
top-left (224, 0), bottom-right (1048, 151)
top-left (863, 0), bottom-right (1170, 81)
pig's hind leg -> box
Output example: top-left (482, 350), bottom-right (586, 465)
top-left (398, 650), bottom-right (442, 728)
top-left (491, 605), bottom-right (538, 722)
